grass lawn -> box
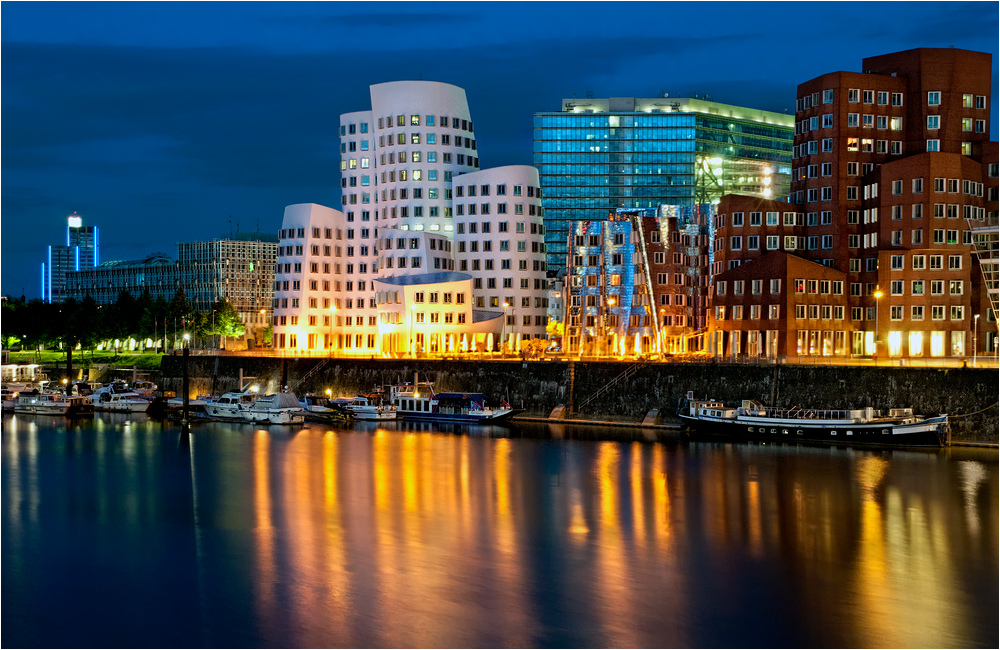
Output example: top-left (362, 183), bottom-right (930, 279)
top-left (4, 349), bottom-right (164, 370)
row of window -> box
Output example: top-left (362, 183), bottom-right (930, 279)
top-left (455, 203), bottom-right (539, 216)
top-left (455, 221), bottom-right (541, 235)
top-left (890, 177), bottom-right (984, 196)
top-left (888, 305), bottom-right (966, 321)
top-left (341, 154), bottom-right (480, 171)
top-left (889, 253), bottom-right (963, 271)
top-left (797, 89), bottom-right (904, 112)
top-left (887, 279), bottom-right (965, 295)
top-left (796, 113), bottom-right (903, 134)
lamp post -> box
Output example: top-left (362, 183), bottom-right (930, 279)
top-left (409, 304), bottom-right (417, 357)
top-left (873, 288), bottom-right (883, 362)
top-left (973, 313), bottom-right (979, 367)
top-left (183, 332), bottom-right (190, 349)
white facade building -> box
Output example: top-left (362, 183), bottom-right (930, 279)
top-left (272, 81), bottom-right (550, 356)
top-left (452, 165), bottom-right (548, 346)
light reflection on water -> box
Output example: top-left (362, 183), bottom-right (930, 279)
top-left (2, 414), bottom-right (997, 648)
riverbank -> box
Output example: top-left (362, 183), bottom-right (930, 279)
top-left (156, 356), bottom-right (998, 443)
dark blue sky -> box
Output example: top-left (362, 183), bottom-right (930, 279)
top-left (3, 1), bottom-right (998, 297)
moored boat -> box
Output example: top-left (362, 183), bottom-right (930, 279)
top-left (678, 393), bottom-right (949, 446)
top-left (204, 384), bottom-right (260, 420)
top-left (91, 392), bottom-right (151, 414)
top-left (388, 380), bottom-right (516, 423)
top-left (13, 392), bottom-right (94, 416)
top-left (242, 392), bottom-right (306, 425)
top-left (345, 393), bottom-right (398, 421)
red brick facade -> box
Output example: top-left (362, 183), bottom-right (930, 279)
top-left (708, 48), bottom-right (997, 361)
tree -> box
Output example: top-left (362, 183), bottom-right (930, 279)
top-left (211, 298), bottom-right (246, 349)
top-left (168, 288), bottom-right (193, 350)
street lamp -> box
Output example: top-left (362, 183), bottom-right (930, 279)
top-left (183, 332), bottom-right (190, 349)
top-left (973, 313), bottom-right (979, 367)
top-left (410, 304), bottom-right (417, 357)
top-left (873, 288), bottom-right (883, 361)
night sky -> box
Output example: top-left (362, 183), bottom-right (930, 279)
top-left (2, 1), bottom-right (998, 298)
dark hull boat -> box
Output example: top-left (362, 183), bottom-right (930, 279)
top-left (679, 394), bottom-right (949, 447)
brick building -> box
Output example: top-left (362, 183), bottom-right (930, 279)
top-left (708, 47), bottom-right (997, 362)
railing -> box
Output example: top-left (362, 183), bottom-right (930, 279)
top-left (164, 348), bottom-right (999, 369)
top-left (575, 361), bottom-right (647, 412)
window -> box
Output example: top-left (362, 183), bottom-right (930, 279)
top-left (877, 91), bottom-right (889, 105)
top-left (848, 88), bottom-right (859, 103)
top-left (892, 92), bottom-right (903, 106)
top-left (951, 306), bottom-right (964, 321)
top-left (926, 139), bottom-right (940, 152)
top-left (847, 113), bottom-right (859, 127)
top-left (927, 91), bottom-right (941, 106)
top-left (927, 115), bottom-right (940, 130)
top-left (862, 90), bottom-right (874, 104)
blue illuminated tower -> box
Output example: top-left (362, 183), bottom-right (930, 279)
top-left (41, 212), bottom-right (99, 302)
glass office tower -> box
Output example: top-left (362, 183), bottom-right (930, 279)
top-left (534, 97), bottom-right (794, 270)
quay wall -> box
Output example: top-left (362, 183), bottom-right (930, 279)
top-left (157, 356), bottom-right (998, 443)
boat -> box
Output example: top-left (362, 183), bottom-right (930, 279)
top-left (299, 393), bottom-right (337, 413)
top-left (387, 380), bottom-right (517, 423)
top-left (2, 386), bottom-right (20, 411)
top-left (131, 380), bottom-right (158, 398)
top-left (12, 392), bottom-right (94, 416)
top-left (242, 392), bottom-right (306, 425)
top-left (203, 384), bottom-right (260, 420)
top-left (345, 393), bottom-right (398, 421)
top-left (88, 381), bottom-right (152, 413)
top-left (678, 393), bottom-right (949, 446)
top-left (91, 391), bottom-right (151, 414)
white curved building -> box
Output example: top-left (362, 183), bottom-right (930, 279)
top-left (272, 81), bottom-right (550, 356)
top-left (452, 165), bottom-right (549, 346)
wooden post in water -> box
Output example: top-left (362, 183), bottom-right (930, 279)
top-left (182, 347), bottom-right (190, 425)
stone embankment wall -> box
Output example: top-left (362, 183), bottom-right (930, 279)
top-left (158, 356), bottom-right (998, 443)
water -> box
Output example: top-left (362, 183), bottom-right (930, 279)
top-left (3, 414), bottom-right (997, 648)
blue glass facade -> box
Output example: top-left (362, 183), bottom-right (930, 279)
top-left (534, 101), bottom-right (794, 271)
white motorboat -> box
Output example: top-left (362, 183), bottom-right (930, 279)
top-left (345, 393), bottom-right (398, 421)
top-left (204, 384), bottom-right (260, 420)
top-left (13, 392), bottom-right (94, 416)
top-left (242, 392), bottom-right (306, 425)
top-left (92, 392), bottom-right (151, 414)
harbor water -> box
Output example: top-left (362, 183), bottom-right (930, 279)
top-left (2, 414), bottom-right (997, 648)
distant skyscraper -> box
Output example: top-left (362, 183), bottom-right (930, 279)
top-left (534, 97), bottom-right (794, 271)
top-left (41, 212), bottom-right (99, 302)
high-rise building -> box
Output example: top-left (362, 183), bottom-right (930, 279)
top-left (41, 212), bottom-right (99, 302)
top-left (708, 47), bottom-right (998, 362)
top-left (272, 81), bottom-right (550, 356)
top-left (534, 97), bottom-right (794, 271)
top-left (65, 232), bottom-right (278, 345)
